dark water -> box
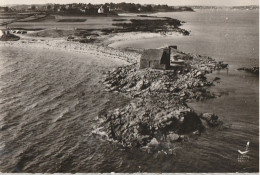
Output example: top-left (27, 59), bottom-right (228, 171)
top-left (0, 9), bottom-right (259, 173)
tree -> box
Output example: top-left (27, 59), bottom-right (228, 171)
top-left (129, 6), bottom-right (137, 12)
top-left (145, 5), bottom-right (153, 12)
top-left (47, 5), bottom-right (52, 10)
top-left (4, 7), bottom-right (9, 12)
top-left (31, 5), bottom-right (36, 11)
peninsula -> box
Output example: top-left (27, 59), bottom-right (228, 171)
top-left (1, 4), bottom-right (226, 155)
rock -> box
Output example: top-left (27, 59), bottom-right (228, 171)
top-left (196, 71), bottom-right (202, 77)
top-left (237, 67), bottom-right (259, 75)
top-left (200, 113), bottom-right (222, 127)
top-left (148, 138), bottom-right (159, 147)
top-left (0, 30), bottom-right (20, 41)
top-left (213, 77), bottom-right (221, 81)
top-left (200, 117), bottom-right (209, 129)
top-left (201, 112), bottom-right (217, 120)
top-left (192, 130), bottom-right (200, 135)
top-left (179, 135), bottom-right (189, 142)
top-left (167, 133), bottom-right (179, 142)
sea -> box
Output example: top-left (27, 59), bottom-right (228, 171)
top-left (0, 9), bottom-right (259, 172)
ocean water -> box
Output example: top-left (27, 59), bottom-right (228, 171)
top-left (0, 9), bottom-right (259, 173)
top-left (113, 9), bottom-right (259, 69)
top-left (114, 9), bottom-right (259, 171)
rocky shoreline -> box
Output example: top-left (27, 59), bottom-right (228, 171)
top-left (112, 18), bottom-right (190, 35)
top-left (238, 67), bottom-right (259, 75)
top-left (1, 28), bottom-right (227, 154)
top-left (93, 50), bottom-right (226, 154)
top-left (0, 30), bottom-right (20, 41)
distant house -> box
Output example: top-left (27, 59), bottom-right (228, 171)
top-left (106, 6), bottom-right (111, 12)
top-left (139, 46), bottom-right (177, 70)
top-left (98, 6), bottom-right (104, 13)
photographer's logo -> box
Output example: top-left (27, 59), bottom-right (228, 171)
top-left (237, 141), bottom-right (250, 163)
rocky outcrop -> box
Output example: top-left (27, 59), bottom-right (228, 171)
top-left (94, 98), bottom-right (204, 149)
top-left (103, 64), bottom-right (216, 101)
top-left (103, 53), bottom-right (226, 101)
top-left (200, 113), bottom-right (223, 128)
top-left (112, 18), bottom-right (190, 36)
top-left (93, 51), bottom-right (225, 153)
top-left (0, 30), bottom-right (20, 41)
top-left (238, 67), bottom-right (259, 75)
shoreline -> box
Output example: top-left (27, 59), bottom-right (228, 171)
top-left (0, 29), bottom-right (247, 155)
top-left (0, 34), bottom-right (141, 64)
top-left (102, 31), bottom-right (184, 48)
top-left (0, 9), bottom-right (258, 173)
top-left (94, 47), bottom-right (226, 153)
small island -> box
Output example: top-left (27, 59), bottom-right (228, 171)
top-left (93, 46), bottom-right (226, 153)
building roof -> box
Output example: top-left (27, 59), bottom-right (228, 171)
top-left (141, 49), bottom-right (166, 61)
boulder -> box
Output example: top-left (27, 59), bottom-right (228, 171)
top-left (213, 77), bottom-right (221, 81)
top-left (147, 138), bottom-right (159, 147)
top-left (200, 113), bottom-right (222, 127)
top-left (167, 133), bottom-right (179, 142)
top-left (196, 71), bottom-right (203, 77)
top-left (238, 67), bottom-right (259, 75)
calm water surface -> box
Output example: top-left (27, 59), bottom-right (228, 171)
top-left (0, 9), bottom-right (259, 172)
top-left (115, 10), bottom-right (259, 69)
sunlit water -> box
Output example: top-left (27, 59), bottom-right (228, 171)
top-left (0, 9), bottom-right (259, 173)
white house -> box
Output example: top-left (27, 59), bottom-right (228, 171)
top-left (98, 6), bottom-right (104, 13)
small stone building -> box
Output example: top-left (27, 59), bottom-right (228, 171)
top-left (139, 46), bottom-right (177, 70)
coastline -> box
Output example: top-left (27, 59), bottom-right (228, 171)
top-left (94, 46), bottom-right (226, 152)
top-left (0, 31), bottom-right (226, 142)
top-left (0, 8), bottom-right (258, 171)
top-left (102, 31), bottom-right (184, 48)
top-left (0, 34), bottom-right (141, 64)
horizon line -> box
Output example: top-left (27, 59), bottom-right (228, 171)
top-left (1, 3), bottom-right (260, 7)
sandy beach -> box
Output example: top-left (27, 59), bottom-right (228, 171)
top-left (0, 33), bottom-right (140, 64)
top-left (101, 31), bottom-right (183, 47)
